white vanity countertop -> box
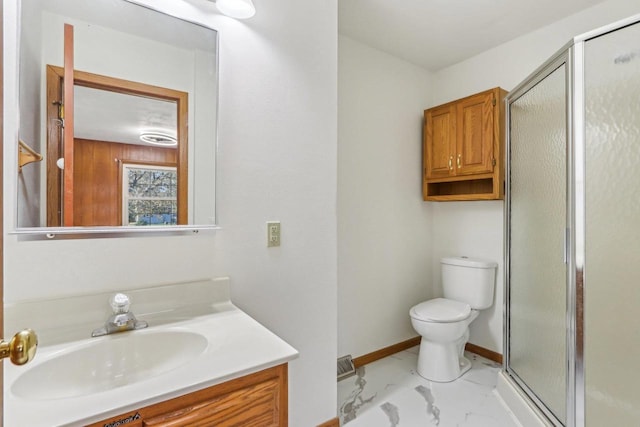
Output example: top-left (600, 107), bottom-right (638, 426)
top-left (3, 278), bottom-right (299, 427)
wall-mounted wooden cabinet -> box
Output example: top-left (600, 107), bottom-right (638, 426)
top-left (423, 87), bottom-right (507, 201)
top-left (87, 364), bottom-right (288, 427)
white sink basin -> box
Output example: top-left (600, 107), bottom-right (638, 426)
top-left (12, 329), bottom-right (208, 400)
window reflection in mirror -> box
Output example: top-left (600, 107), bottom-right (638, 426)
top-left (18, 0), bottom-right (217, 229)
top-left (123, 164), bottom-right (178, 226)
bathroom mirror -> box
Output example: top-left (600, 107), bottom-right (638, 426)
top-left (16, 0), bottom-right (218, 232)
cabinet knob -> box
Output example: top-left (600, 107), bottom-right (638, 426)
top-left (448, 156), bottom-right (453, 170)
top-left (457, 154), bottom-right (462, 169)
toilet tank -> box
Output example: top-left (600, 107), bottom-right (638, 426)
top-left (441, 256), bottom-right (497, 310)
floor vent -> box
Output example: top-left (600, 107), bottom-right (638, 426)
top-left (337, 355), bottom-right (355, 381)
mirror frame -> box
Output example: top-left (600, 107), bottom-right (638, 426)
top-left (5, 0), bottom-right (220, 239)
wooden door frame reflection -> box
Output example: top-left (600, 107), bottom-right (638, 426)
top-left (46, 66), bottom-right (188, 226)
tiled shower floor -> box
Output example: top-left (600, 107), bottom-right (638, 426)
top-left (337, 346), bottom-right (521, 427)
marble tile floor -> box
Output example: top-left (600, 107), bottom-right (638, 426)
top-left (337, 346), bottom-right (520, 427)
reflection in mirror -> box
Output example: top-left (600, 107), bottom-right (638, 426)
top-left (18, 0), bottom-right (218, 229)
top-left (45, 66), bottom-right (188, 227)
top-left (77, 88), bottom-right (181, 227)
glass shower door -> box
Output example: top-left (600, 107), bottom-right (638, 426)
top-left (584, 20), bottom-right (640, 426)
top-left (507, 62), bottom-right (568, 424)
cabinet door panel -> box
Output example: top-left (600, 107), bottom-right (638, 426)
top-left (456, 91), bottom-right (494, 175)
top-left (425, 105), bottom-right (455, 179)
top-left (143, 378), bottom-right (281, 427)
top-left (87, 364), bottom-right (288, 427)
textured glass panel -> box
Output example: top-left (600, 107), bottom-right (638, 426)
top-left (509, 65), bottom-right (566, 423)
top-left (585, 21), bottom-right (640, 426)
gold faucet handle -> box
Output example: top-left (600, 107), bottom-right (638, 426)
top-left (0, 329), bottom-right (38, 365)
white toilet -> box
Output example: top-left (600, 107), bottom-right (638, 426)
top-left (409, 256), bottom-right (497, 382)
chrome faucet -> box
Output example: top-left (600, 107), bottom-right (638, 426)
top-left (91, 293), bottom-right (148, 337)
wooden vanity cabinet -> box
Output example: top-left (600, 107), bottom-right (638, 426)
top-left (423, 87), bottom-right (507, 201)
top-left (87, 364), bottom-right (288, 427)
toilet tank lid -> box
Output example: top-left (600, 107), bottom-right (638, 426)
top-left (441, 256), bottom-right (497, 269)
top-left (410, 298), bottom-right (471, 322)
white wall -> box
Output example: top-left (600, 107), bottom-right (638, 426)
top-left (337, 35), bottom-right (433, 358)
top-left (16, 0), bottom-right (42, 227)
top-left (212, 1), bottom-right (337, 423)
top-left (430, 0), bottom-right (640, 353)
top-left (3, 0), bottom-right (337, 425)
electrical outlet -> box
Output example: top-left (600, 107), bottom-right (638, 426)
top-left (267, 221), bottom-right (281, 247)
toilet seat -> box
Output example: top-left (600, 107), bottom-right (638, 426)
top-left (410, 298), bottom-right (471, 323)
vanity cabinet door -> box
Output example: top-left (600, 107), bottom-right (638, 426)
top-left (143, 376), bottom-right (282, 426)
top-left (87, 364), bottom-right (288, 427)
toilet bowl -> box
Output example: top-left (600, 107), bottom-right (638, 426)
top-left (410, 298), bottom-right (479, 382)
top-left (409, 257), bottom-right (496, 383)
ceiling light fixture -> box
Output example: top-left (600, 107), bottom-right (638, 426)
top-left (140, 132), bottom-right (178, 146)
top-left (213, 0), bottom-right (256, 19)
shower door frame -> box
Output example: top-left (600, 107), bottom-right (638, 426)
top-left (504, 47), bottom-right (576, 427)
top-left (504, 13), bottom-right (640, 427)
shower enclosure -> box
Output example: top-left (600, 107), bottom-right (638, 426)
top-left (505, 14), bottom-right (640, 427)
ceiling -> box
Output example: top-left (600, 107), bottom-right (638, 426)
top-left (74, 86), bottom-right (177, 147)
top-left (339, 0), bottom-right (605, 71)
